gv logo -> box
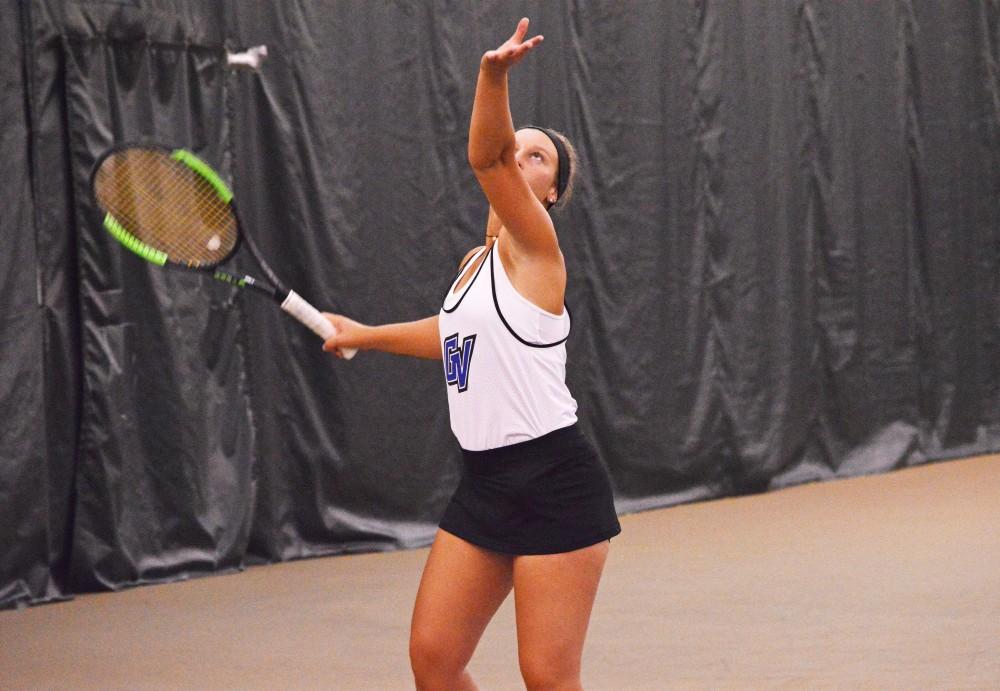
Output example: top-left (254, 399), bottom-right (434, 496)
top-left (443, 332), bottom-right (477, 393)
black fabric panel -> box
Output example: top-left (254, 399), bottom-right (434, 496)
top-left (0, 0), bottom-right (52, 610)
top-left (3, 0), bottom-right (999, 606)
top-left (21, 0), bottom-right (85, 609)
top-left (59, 6), bottom-right (254, 591)
top-left (228, 1), bottom-right (471, 561)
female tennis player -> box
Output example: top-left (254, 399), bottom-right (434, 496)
top-left (323, 18), bottom-right (620, 690)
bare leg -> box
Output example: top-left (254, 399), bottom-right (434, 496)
top-left (410, 530), bottom-right (514, 691)
top-left (513, 541), bottom-right (610, 691)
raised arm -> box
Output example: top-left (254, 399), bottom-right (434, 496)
top-left (468, 18), bottom-right (560, 260)
top-left (322, 314), bottom-right (441, 360)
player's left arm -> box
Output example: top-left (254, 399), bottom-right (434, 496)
top-left (468, 18), bottom-right (560, 264)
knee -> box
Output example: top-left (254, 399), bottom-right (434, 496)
top-left (409, 629), bottom-right (464, 687)
top-left (519, 652), bottom-right (581, 691)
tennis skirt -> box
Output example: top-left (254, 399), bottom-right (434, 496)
top-left (438, 423), bottom-right (622, 555)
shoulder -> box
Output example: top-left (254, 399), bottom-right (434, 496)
top-left (458, 246), bottom-right (485, 270)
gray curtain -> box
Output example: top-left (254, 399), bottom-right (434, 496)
top-left (3, 0), bottom-right (998, 609)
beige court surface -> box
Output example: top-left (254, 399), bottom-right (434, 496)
top-left (2, 454), bottom-right (998, 690)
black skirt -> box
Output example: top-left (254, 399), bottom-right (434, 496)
top-left (438, 424), bottom-right (622, 555)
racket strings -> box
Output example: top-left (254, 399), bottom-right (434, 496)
top-left (94, 149), bottom-right (239, 267)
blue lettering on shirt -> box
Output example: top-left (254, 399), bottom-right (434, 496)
top-left (443, 333), bottom-right (477, 393)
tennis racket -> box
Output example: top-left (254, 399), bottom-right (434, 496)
top-left (89, 143), bottom-right (356, 359)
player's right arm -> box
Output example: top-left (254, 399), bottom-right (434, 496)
top-left (322, 314), bottom-right (441, 360)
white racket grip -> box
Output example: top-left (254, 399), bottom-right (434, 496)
top-left (280, 290), bottom-right (358, 360)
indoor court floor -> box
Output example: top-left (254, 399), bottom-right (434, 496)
top-left (2, 453), bottom-right (998, 690)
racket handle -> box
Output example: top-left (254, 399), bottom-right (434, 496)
top-left (280, 290), bottom-right (358, 360)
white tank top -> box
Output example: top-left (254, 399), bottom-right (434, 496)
top-left (439, 237), bottom-right (578, 451)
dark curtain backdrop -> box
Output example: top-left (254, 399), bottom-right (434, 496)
top-left (3, 0), bottom-right (998, 608)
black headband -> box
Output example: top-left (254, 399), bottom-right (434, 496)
top-left (522, 126), bottom-right (570, 206)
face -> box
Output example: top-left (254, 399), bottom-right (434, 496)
top-left (514, 128), bottom-right (559, 207)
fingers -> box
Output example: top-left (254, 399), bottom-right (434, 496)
top-left (483, 34), bottom-right (543, 68)
top-left (516, 34), bottom-right (544, 55)
top-left (511, 17), bottom-right (530, 43)
top-left (322, 339), bottom-right (347, 358)
top-left (483, 17), bottom-right (542, 68)
top-left (321, 313), bottom-right (343, 354)
top-left (321, 313), bottom-right (365, 359)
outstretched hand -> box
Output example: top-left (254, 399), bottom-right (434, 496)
top-left (482, 17), bottom-right (543, 73)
